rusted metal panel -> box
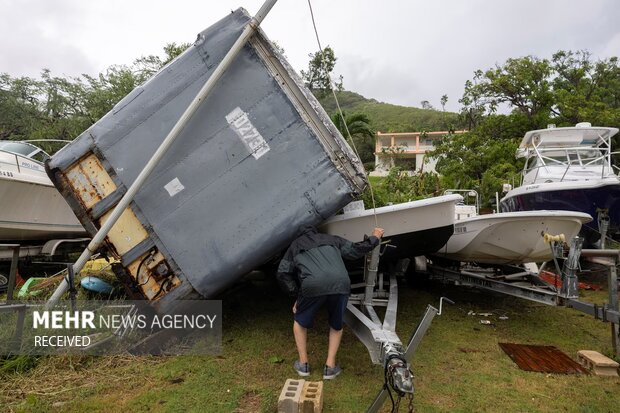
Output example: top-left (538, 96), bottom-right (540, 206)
top-left (499, 343), bottom-right (588, 374)
top-left (62, 153), bottom-right (182, 299)
top-left (65, 154), bottom-right (117, 210)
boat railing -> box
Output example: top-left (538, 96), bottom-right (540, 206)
top-left (522, 148), bottom-right (620, 185)
top-left (443, 189), bottom-right (479, 215)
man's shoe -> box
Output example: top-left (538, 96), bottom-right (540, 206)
top-left (323, 364), bottom-right (342, 380)
top-left (294, 360), bottom-right (311, 377)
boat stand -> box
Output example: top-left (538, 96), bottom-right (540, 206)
top-left (345, 244), bottom-right (452, 412)
top-left (426, 236), bottom-right (620, 356)
top-left (597, 210), bottom-right (610, 249)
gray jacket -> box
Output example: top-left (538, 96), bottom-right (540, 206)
top-left (276, 225), bottom-right (379, 297)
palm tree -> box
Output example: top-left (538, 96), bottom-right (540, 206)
top-left (330, 112), bottom-right (375, 164)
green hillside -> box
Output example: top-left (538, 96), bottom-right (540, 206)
top-left (317, 90), bottom-right (464, 133)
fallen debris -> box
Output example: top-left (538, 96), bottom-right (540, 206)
top-left (499, 343), bottom-right (588, 374)
top-left (578, 350), bottom-right (619, 376)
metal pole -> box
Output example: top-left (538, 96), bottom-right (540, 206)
top-left (561, 237), bottom-right (583, 299)
top-left (67, 264), bottom-right (76, 312)
top-left (597, 210), bottom-right (610, 249)
top-left (6, 245), bottom-right (20, 301)
top-left (364, 245), bottom-right (381, 307)
top-left (47, 0), bottom-right (278, 308)
top-left (609, 263), bottom-right (619, 356)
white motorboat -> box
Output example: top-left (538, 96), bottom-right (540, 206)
top-left (435, 191), bottom-right (592, 264)
top-left (500, 123), bottom-right (620, 246)
top-left (0, 141), bottom-right (86, 241)
top-left (320, 194), bottom-right (462, 259)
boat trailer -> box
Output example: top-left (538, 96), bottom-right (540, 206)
top-left (346, 243), bottom-right (452, 412)
top-left (425, 236), bottom-right (620, 356)
top-left (0, 239), bottom-right (90, 297)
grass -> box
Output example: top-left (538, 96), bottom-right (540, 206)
top-left (1, 274), bottom-right (619, 412)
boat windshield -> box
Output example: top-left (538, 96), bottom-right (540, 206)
top-left (534, 149), bottom-right (605, 167)
top-left (0, 141), bottom-right (50, 161)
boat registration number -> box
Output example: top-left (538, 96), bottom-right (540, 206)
top-left (0, 170), bottom-right (14, 178)
top-left (454, 225), bottom-right (467, 234)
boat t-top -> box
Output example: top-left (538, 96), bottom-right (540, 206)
top-left (500, 123), bottom-right (620, 246)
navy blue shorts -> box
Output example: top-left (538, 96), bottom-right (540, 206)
top-left (294, 294), bottom-right (349, 330)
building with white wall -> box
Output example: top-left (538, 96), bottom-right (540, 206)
top-left (371, 130), bottom-right (465, 176)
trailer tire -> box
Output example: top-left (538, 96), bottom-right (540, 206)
top-left (0, 273), bottom-right (8, 292)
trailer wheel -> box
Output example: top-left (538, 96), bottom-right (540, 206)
top-left (0, 273), bottom-right (8, 292)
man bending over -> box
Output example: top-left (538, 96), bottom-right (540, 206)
top-left (277, 225), bottom-right (384, 379)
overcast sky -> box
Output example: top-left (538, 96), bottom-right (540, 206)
top-left (1, 0), bottom-right (619, 112)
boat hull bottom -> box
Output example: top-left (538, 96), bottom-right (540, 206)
top-left (384, 224), bottom-right (455, 260)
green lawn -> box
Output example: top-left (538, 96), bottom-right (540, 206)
top-left (1, 275), bottom-right (619, 412)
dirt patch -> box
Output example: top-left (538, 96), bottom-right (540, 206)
top-left (233, 390), bottom-right (262, 413)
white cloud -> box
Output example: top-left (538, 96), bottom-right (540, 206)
top-left (0, 0), bottom-right (618, 114)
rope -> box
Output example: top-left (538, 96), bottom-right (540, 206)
top-left (306, 0), bottom-right (379, 227)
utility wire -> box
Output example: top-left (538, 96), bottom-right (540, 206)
top-left (306, 0), bottom-right (379, 227)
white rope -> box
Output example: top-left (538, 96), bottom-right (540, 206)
top-left (306, 0), bottom-right (379, 227)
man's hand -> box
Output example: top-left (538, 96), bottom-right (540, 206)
top-left (292, 301), bottom-right (297, 314)
top-left (372, 227), bottom-right (385, 238)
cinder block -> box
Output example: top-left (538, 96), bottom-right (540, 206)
top-left (301, 381), bottom-right (324, 413)
top-left (278, 379), bottom-right (305, 413)
top-left (578, 350), bottom-right (619, 377)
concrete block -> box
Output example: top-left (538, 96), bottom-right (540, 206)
top-left (278, 378), bottom-right (304, 413)
top-left (578, 350), bottom-right (619, 377)
top-left (301, 381), bottom-right (324, 413)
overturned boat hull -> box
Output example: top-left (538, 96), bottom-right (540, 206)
top-left (320, 194), bottom-right (461, 259)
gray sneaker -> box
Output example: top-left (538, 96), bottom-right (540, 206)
top-left (323, 364), bottom-right (342, 379)
top-left (294, 360), bottom-right (310, 377)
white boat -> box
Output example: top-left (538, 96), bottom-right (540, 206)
top-left (500, 123), bottom-right (620, 246)
top-left (436, 210), bottom-right (592, 265)
top-left (320, 194), bottom-right (462, 259)
top-left (0, 141), bottom-right (86, 241)
top-left (435, 190), bottom-right (592, 264)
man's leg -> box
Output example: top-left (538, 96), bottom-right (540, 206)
top-left (293, 320), bottom-right (308, 363)
top-left (293, 295), bottom-right (324, 375)
top-left (325, 294), bottom-right (348, 368)
top-left (325, 327), bottom-right (343, 367)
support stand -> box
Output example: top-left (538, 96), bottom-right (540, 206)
top-left (597, 210), bottom-right (610, 249)
top-left (575, 248), bottom-right (620, 356)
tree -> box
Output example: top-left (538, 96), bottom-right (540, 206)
top-left (440, 95), bottom-right (448, 112)
top-left (0, 43), bottom-right (190, 149)
top-left (330, 112), bottom-right (375, 164)
top-left (435, 50), bottom-right (620, 207)
top-left (301, 46), bottom-right (343, 95)
top-left (420, 100), bottom-right (434, 110)
top-left (133, 42), bottom-right (191, 80)
top-left (551, 50), bottom-right (620, 126)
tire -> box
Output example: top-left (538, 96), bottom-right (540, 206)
top-left (0, 273), bottom-right (8, 292)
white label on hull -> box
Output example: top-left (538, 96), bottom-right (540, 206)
top-left (164, 177), bottom-right (185, 197)
top-left (454, 225), bottom-right (467, 234)
top-left (226, 107), bottom-right (270, 160)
